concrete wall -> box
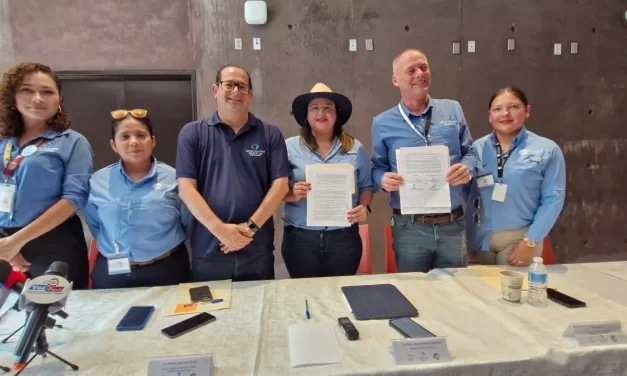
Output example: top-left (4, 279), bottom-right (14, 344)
top-left (1, 0), bottom-right (626, 271)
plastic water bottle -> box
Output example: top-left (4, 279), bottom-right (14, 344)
top-left (528, 257), bottom-right (548, 306)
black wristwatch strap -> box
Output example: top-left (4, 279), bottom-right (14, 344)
top-left (247, 219), bottom-right (259, 234)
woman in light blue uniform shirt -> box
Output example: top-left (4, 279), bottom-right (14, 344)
top-left (0, 62), bottom-right (92, 288)
top-left (282, 83), bottom-right (374, 278)
top-left (85, 109), bottom-right (190, 288)
top-left (465, 87), bottom-right (566, 266)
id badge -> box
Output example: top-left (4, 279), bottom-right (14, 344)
top-left (492, 183), bottom-right (508, 202)
top-left (476, 174), bottom-right (494, 188)
top-left (107, 252), bottom-right (131, 275)
top-left (0, 176), bottom-right (17, 214)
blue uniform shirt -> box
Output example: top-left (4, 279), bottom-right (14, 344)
top-left (371, 98), bottom-right (476, 210)
top-left (283, 136), bottom-right (374, 230)
top-left (176, 112), bottom-right (290, 258)
top-left (85, 158), bottom-right (190, 262)
top-left (0, 129), bottom-right (93, 228)
top-left (465, 127), bottom-right (566, 251)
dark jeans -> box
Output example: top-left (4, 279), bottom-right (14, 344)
top-left (281, 225), bottom-right (362, 278)
top-left (0, 215), bottom-right (89, 290)
top-left (192, 250), bottom-right (275, 282)
top-left (91, 243), bottom-right (190, 289)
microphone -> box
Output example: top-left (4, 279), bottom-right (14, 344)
top-left (0, 260), bottom-right (27, 295)
top-left (13, 262), bottom-right (73, 369)
top-left (0, 260), bottom-right (68, 319)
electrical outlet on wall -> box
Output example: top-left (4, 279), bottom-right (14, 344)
top-left (365, 39), bottom-right (373, 51)
top-left (234, 38), bottom-right (242, 50)
top-left (349, 39), bottom-right (357, 51)
top-left (553, 43), bottom-right (562, 55)
top-left (468, 41), bottom-right (476, 53)
top-left (452, 42), bottom-right (461, 55)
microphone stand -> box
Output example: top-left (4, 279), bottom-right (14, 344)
top-left (1, 302), bottom-right (64, 344)
top-left (14, 317), bottom-right (78, 375)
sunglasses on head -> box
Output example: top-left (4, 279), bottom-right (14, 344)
top-left (111, 109), bottom-right (148, 120)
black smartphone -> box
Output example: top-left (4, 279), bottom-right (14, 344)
top-left (189, 285), bottom-right (213, 303)
top-left (116, 306), bottom-right (155, 331)
top-left (161, 312), bottom-right (216, 339)
top-left (389, 318), bottom-right (435, 338)
top-left (547, 288), bottom-right (586, 308)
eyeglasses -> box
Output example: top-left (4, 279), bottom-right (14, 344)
top-left (218, 81), bottom-right (250, 94)
top-left (111, 109), bottom-right (148, 119)
top-left (473, 197), bottom-right (482, 225)
top-left (308, 104), bottom-right (336, 114)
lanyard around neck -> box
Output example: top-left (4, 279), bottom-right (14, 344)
top-left (398, 103), bottom-right (432, 144)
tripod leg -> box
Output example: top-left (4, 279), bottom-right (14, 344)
top-left (45, 350), bottom-right (79, 371)
top-left (14, 353), bottom-right (38, 376)
top-left (1, 325), bottom-right (24, 343)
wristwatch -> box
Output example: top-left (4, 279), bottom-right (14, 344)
top-left (523, 238), bottom-right (537, 248)
top-left (247, 219), bottom-right (259, 235)
top-left (363, 204), bottom-right (372, 215)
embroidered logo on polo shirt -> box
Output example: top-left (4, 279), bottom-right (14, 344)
top-left (246, 143), bottom-right (265, 157)
top-left (441, 115), bottom-right (457, 126)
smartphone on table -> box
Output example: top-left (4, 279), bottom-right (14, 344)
top-left (389, 318), bottom-right (436, 338)
top-left (161, 312), bottom-right (216, 339)
top-left (189, 285), bottom-right (213, 303)
top-left (116, 306), bottom-right (155, 331)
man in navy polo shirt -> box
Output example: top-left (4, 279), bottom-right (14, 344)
top-left (176, 64), bottom-right (290, 282)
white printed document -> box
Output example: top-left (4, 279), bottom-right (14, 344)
top-left (396, 146), bottom-right (451, 214)
top-left (306, 164), bottom-right (353, 227)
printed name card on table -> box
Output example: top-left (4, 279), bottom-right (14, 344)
top-left (391, 337), bottom-right (451, 366)
top-left (563, 320), bottom-right (627, 347)
top-left (148, 354), bottom-right (214, 376)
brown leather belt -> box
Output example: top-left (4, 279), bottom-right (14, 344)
top-left (392, 207), bottom-right (464, 225)
top-left (130, 244), bottom-right (180, 266)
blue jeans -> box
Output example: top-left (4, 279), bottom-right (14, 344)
top-left (281, 225), bottom-right (362, 278)
top-left (391, 214), bottom-right (466, 273)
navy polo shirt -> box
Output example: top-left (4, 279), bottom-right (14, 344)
top-left (176, 112), bottom-right (290, 258)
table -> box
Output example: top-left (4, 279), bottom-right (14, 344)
top-left (1, 263), bottom-right (626, 375)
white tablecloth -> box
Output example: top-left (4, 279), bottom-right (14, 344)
top-left (1, 263), bottom-right (626, 375)
top-left (581, 261), bottom-right (627, 282)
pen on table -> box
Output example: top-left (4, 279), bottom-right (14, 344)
top-left (305, 299), bottom-right (310, 319)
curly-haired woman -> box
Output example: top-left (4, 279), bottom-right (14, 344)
top-left (0, 62), bottom-right (93, 288)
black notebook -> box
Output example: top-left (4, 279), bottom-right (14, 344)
top-left (341, 284), bottom-right (419, 320)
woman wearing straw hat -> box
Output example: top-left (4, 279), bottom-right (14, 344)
top-left (282, 83), bottom-right (374, 278)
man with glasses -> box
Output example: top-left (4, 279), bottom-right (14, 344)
top-left (371, 49), bottom-right (476, 273)
top-left (176, 64), bottom-right (290, 282)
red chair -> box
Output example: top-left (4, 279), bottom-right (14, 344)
top-left (357, 224), bottom-right (372, 274)
top-left (88, 239), bottom-right (99, 289)
top-left (384, 225), bottom-right (398, 273)
top-left (542, 237), bottom-right (555, 265)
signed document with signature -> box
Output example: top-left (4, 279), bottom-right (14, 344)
top-left (396, 145), bottom-right (451, 215)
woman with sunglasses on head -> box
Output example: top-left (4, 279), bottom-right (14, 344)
top-left (85, 109), bottom-right (191, 288)
top-left (282, 83), bottom-right (374, 278)
top-left (465, 87), bottom-right (566, 266)
top-left (0, 62), bottom-right (92, 288)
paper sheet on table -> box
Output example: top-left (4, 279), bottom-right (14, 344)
top-left (306, 163), bottom-right (355, 194)
top-left (396, 146), bottom-right (451, 214)
top-left (468, 265), bottom-right (530, 291)
top-left (288, 323), bottom-right (343, 368)
top-left (162, 280), bottom-right (232, 317)
top-left (306, 165), bottom-right (353, 227)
